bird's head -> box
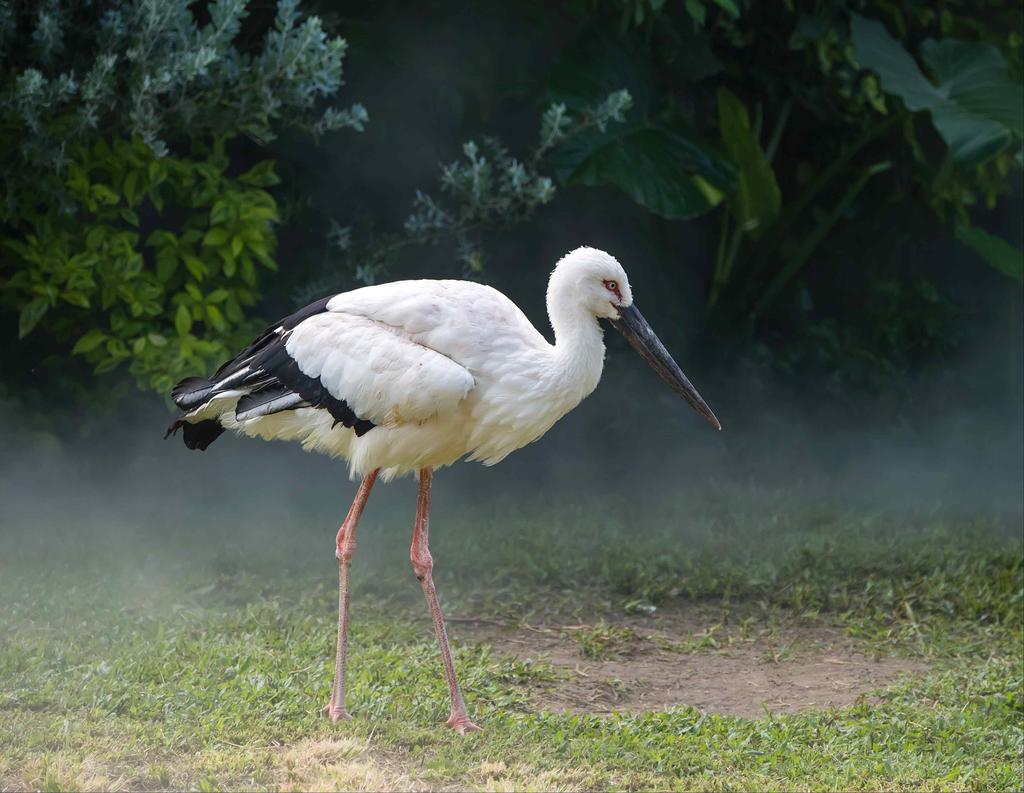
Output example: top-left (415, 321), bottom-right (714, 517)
top-left (548, 246), bottom-right (721, 431)
top-left (548, 246), bottom-right (635, 320)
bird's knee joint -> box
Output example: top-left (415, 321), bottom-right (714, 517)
top-left (336, 541), bottom-right (357, 563)
top-left (411, 551), bottom-right (433, 580)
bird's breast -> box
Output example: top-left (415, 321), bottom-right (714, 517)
top-left (457, 351), bottom-right (597, 466)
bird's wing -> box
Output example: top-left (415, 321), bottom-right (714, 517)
top-left (170, 286), bottom-right (479, 437)
top-left (326, 279), bottom-right (551, 364)
top-left (285, 311), bottom-right (475, 426)
top-left (170, 294), bottom-right (380, 436)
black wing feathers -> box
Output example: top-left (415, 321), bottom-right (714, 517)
top-left (214, 296), bottom-right (333, 380)
top-left (166, 295), bottom-right (375, 449)
top-left (250, 338), bottom-right (375, 435)
top-left (170, 376), bottom-right (215, 410)
top-left (234, 385), bottom-right (307, 422)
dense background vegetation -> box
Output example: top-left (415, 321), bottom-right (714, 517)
top-left (2, 0), bottom-right (1021, 421)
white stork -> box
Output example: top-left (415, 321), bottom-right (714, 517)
top-left (166, 246), bottom-right (720, 733)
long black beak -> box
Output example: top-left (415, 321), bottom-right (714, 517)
top-left (609, 304), bottom-right (722, 430)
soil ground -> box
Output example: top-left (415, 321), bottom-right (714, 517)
top-left (460, 608), bottom-right (927, 717)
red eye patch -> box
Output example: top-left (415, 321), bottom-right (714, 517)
top-left (603, 280), bottom-right (622, 302)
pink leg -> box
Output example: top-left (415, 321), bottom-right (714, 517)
top-left (410, 468), bottom-right (481, 734)
top-left (326, 468), bottom-right (379, 723)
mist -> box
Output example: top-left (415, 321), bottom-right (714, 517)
top-left (3, 346), bottom-right (1019, 596)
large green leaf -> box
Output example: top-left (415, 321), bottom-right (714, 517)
top-left (955, 223), bottom-right (1024, 283)
top-left (851, 14), bottom-right (1020, 165)
top-left (543, 25), bottom-right (732, 221)
top-left (549, 124), bottom-right (737, 220)
top-left (717, 87), bottom-right (780, 236)
top-left (921, 39), bottom-right (1024, 134)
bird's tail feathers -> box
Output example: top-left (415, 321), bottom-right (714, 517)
top-left (164, 417), bottom-right (225, 450)
top-left (167, 376), bottom-right (226, 451)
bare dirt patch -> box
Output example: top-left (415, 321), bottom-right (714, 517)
top-left (457, 609), bottom-right (927, 718)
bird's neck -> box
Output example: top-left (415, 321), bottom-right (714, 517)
top-left (547, 296), bottom-right (605, 400)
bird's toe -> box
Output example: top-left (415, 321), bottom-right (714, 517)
top-left (323, 703), bottom-right (353, 723)
top-left (446, 713), bottom-right (482, 734)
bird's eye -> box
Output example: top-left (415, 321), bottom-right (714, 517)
top-left (604, 280), bottom-right (618, 292)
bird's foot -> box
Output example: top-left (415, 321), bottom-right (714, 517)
top-left (322, 702), bottom-right (353, 723)
top-left (446, 711), bottom-right (482, 734)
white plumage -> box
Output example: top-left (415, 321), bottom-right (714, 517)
top-left (165, 246), bottom-right (719, 733)
top-left (171, 246), bottom-right (715, 479)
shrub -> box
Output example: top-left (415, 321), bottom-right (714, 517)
top-left (0, 0), bottom-right (365, 396)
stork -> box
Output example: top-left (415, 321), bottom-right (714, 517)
top-left (166, 246), bottom-right (720, 733)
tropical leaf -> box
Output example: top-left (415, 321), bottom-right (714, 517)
top-left (851, 14), bottom-right (1021, 165)
top-left (955, 223), bottom-right (1024, 283)
top-left (549, 123), bottom-right (736, 220)
top-left (921, 39), bottom-right (1024, 134)
top-left (717, 87), bottom-right (780, 236)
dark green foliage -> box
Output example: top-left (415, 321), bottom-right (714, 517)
top-left (956, 223), bottom-right (1024, 282)
top-left (755, 278), bottom-right (961, 393)
top-left (0, 0), bottom-right (364, 186)
top-left (585, 0), bottom-right (1021, 381)
top-left (549, 123), bottom-right (734, 220)
top-left (4, 137), bottom-right (279, 392)
top-left (297, 90), bottom-right (634, 299)
top-left (715, 87), bottom-right (780, 237)
top-left (518, 3), bottom-right (1021, 386)
top-left (851, 13), bottom-right (1021, 166)
top-left (543, 30), bottom-right (736, 221)
top-left (0, 0), bottom-right (364, 397)
top-left (404, 92), bottom-right (635, 260)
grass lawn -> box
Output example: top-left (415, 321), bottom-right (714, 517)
top-left (1, 494), bottom-right (1021, 791)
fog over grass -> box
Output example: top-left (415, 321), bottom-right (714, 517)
top-left (3, 349), bottom-right (1019, 596)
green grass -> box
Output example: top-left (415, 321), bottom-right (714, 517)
top-left (1, 502), bottom-right (1021, 791)
top-left (574, 623), bottom-right (641, 660)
